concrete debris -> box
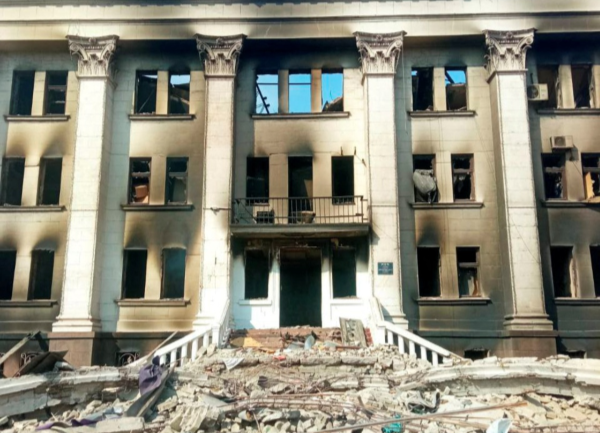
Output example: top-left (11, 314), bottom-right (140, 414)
top-left (1, 346), bottom-right (600, 433)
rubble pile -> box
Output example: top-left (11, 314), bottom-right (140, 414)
top-left (1, 343), bottom-right (600, 433)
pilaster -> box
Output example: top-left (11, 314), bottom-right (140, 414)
top-left (52, 35), bottom-right (119, 334)
top-left (355, 31), bottom-right (407, 327)
top-left (194, 34), bottom-right (245, 328)
top-left (484, 29), bottom-right (553, 333)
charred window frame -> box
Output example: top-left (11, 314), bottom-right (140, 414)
top-left (571, 65), bottom-right (592, 109)
top-left (537, 65), bottom-right (559, 109)
top-left (28, 250), bottom-right (54, 300)
top-left (457, 247), bottom-right (480, 297)
top-left (45, 71), bottom-right (68, 115)
top-left (542, 154), bottom-right (566, 200)
top-left (0, 158), bottom-right (25, 206)
top-left (582, 154), bottom-right (600, 200)
top-left (168, 71), bottom-right (190, 115)
top-left (417, 247), bottom-right (441, 297)
top-left (135, 71), bottom-right (158, 114)
top-left (165, 158), bottom-right (188, 204)
top-left (322, 70), bottom-right (344, 112)
top-left (332, 246), bottom-right (357, 298)
top-left (413, 155), bottom-right (438, 203)
top-left (0, 250), bottom-right (17, 301)
top-left (551, 246), bottom-right (575, 298)
top-left (256, 71), bottom-right (278, 114)
top-left (38, 158), bottom-right (62, 206)
top-left (590, 246), bottom-right (600, 297)
top-left (445, 67), bottom-right (467, 111)
top-left (161, 248), bottom-right (186, 299)
top-left (411, 68), bottom-right (434, 111)
top-left (10, 71), bottom-right (35, 116)
top-left (244, 249), bottom-right (269, 299)
top-left (129, 158), bottom-right (151, 205)
top-left (246, 157), bottom-right (269, 204)
top-left (289, 71), bottom-right (311, 114)
top-left (122, 249), bottom-right (147, 299)
top-left (451, 155), bottom-right (474, 201)
top-left (331, 156), bottom-right (354, 204)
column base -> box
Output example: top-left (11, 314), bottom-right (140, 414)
top-left (503, 314), bottom-right (554, 331)
top-left (48, 332), bottom-right (101, 367)
top-left (386, 313), bottom-right (409, 329)
top-left (52, 318), bottom-right (102, 333)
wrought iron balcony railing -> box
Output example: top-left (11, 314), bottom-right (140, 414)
top-left (232, 196), bottom-right (368, 225)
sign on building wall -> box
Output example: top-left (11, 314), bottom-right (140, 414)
top-left (377, 262), bottom-right (393, 275)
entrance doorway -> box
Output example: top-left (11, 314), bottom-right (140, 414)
top-left (279, 247), bottom-right (321, 327)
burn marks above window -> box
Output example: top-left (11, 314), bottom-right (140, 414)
top-left (135, 71), bottom-right (158, 114)
top-left (412, 68), bottom-right (434, 111)
top-left (129, 159), bottom-right (151, 205)
top-left (457, 247), bottom-right (480, 297)
top-left (166, 158), bottom-right (188, 204)
top-left (451, 155), bottom-right (474, 201)
top-left (0, 158), bottom-right (25, 206)
top-left (542, 154), bottom-right (565, 200)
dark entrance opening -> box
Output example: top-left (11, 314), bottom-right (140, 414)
top-left (280, 248), bottom-right (321, 327)
top-left (288, 157), bottom-right (313, 223)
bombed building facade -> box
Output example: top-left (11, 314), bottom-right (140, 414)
top-left (0, 0), bottom-right (599, 368)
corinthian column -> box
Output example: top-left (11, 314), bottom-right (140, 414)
top-left (484, 30), bottom-right (554, 354)
top-left (194, 34), bottom-right (245, 330)
top-left (355, 32), bottom-right (407, 326)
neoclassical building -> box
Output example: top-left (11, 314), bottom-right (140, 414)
top-left (0, 0), bottom-right (599, 368)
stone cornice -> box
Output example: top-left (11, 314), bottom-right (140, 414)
top-left (195, 33), bottom-right (245, 78)
top-left (354, 31), bottom-right (406, 76)
top-left (67, 34), bottom-right (119, 79)
top-left (484, 29), bottom-right (535, 76)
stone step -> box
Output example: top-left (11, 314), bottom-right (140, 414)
top-left (229, 327), bottom-right (343, 349)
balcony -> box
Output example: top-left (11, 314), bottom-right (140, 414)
top-left (231, 196), bottom-right (370, 238)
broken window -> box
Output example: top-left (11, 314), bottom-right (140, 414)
top-left (45, 71), bottom-right (68, 115)
top-left (0, 250), bottom-right (16, 300)
top-left (165, 158), bottom-right (188, 204)
top-left (413, 155), bottom-right (438, 203)
top-left (551, 246), bottom-right (575, 298)
top-left (10, 71), bottom-right (35, 116)
top-left (38, 158), bottom-right (62, 206)
top-left (0, 158), bottom-right (25, 206)
top-left (129, 158), bottom-right (151, 204)
top-left (246, 157), bottom-right (269, 204)
top-left (452, 155), bottom-right (474, 201)
top-left (289, 72), bottom-right (311, 114)
top-left (457, 247), bottom-right (480, 297)
top-left (256, 72), bottom-right (278, 114)
top-left (464, 348), bottom-right (489, 361)
top-left (582, 154), bottom-right (600, 201)
top-left (572, 65), bottom-right (592, 109)
top-left (331, 156), bottom-right (354, 204)
top-left (542, 154), bottom-right (565, 200)
top-left (332, 247), bottom-right (356, 298)
top-left (122, 249), bottom-right (147, 299)
top-left (417, 247), bottom-right (441, 297)
top-left (244, 249), bottom-right (269, 299)
top-left (322, 70), bottom-right (343, 112)
top-left (537, 65), bottom-right (559, 109)
top-left (162, 248), bottom-right (186, 299)
top-left (445, 68), bottom-right (467, 111)
top-left (590, 246), bottom-right (600, 297)
top-left (412, 68), bottom-right (434, 111)
top-left (169, 72), bottom-right (190, 115)
top-left (28, 250), bottom-right (54, 300)
top-left (135, 71), bottom-right (158, 114)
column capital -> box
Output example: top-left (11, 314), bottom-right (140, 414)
top-left (195, 34), bottom-right (246, 78)
top-left (354, 31), bottom-right (406, 76)
top-left (484, 29), bottom-right (535, 76)
top-left (67, 35), bottom-right (119, 79)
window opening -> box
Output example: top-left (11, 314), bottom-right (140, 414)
top-left (417, 247), bottom-right (441, 297)
top-left (0, 251), bottom-right (17, 300)
top-left (246, 157), bottom-right (269, 204)
top-left (245, 249), bottom-right (269, 299)
top-left (537, 65), bottom-right (559, 109)
top-left (551, 246), bottom-right (575, 298)
top-left (169, 72), bottom-right (190, 114)
top-left (122, 249), bottom-right (147, 299)
top-left (445, 68), bottom-right (467, 111)
top-left (129, 159), bottom-right (151, 204)
top-left (582, 154), bottom-right (600, 201)
top-left (332, 247), bottom-right (356, 298)
top-left (464, 348), bottom-right (489, 361)
top-left (289, 72), bottom-right (311, 114)
top-left (542, 154), bottom-right (565, 200)
top-left (288, 157), bottom-right (313, 223)
top-left (413, 155), bottom-right (438, 203)
top-left (45, 71), bottom-right (68, 115)
top-left (572, 65), bottom-right (592, 109)
top-left (162, 248), bottom-right (186, 299)
top-left (590, 246), bottom-right (600, 297)
top-left (411, 68), bottom-right (434, 111)
top-left (256, 72), bottom-right (278, 114)
top-left (457, 247), bottom-right (480, 297)
top-left (166, 158), bottom-right (188, 204)
top-left (0, 158), bottom-right (25, 206)
top-left (331, 156), bottom-right (354, 204)
top-left (322, 70), bottom-right (343, 112)
top-left (28, 250), bottom-right (54, 300)
top-left (452, 155), bottom-right (474, 201)
top-left (135, 71), bottom-right (158, 114)
top-left (10, 71), bottom-right (35, 116)
top-left (38, 158), bottom-right (62, 206)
